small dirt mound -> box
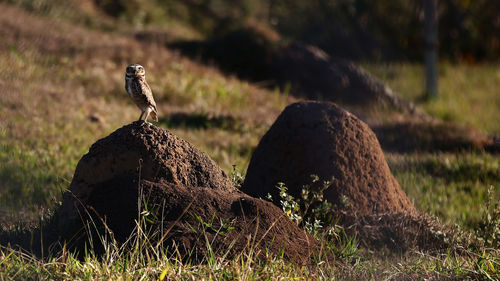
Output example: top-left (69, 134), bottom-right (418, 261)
top-left (170, 25), bottom-right (417, 115)
top-left (55, 121), bottom-right (318, 263)
top-left (242, 101), bottom-right (415, 216)
top-left (59, 121), bottom-right (234, 230)
top-left (272, 43), bottom-right (417, 114)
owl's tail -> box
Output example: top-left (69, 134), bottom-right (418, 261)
top-left (151, 108), bottom-right (159, 122)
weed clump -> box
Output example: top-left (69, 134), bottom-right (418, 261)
top-left (475, 186), bottom-right (500, 248)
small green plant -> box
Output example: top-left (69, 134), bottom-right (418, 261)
top-left (275, 175), bottom-right (335, 236)
top-left (275, 182), bottom-right (302, 225)
top-left (274, 176), bottom-right (362, 263)
top-left (230, 164), bottom-right (245, 188)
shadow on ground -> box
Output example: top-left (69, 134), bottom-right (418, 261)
top-left (160, 112), bottom-right (242, 131)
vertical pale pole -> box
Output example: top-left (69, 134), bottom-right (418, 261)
top-left (424, 0), bottom-right (438, 99)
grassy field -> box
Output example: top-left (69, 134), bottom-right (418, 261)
top-left (0, 3), bottom-right (499, 280)
top-left (364, 62), bottom-right (500, 135)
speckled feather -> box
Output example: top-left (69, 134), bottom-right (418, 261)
top-left (126, 76), bottom-right (157, 109)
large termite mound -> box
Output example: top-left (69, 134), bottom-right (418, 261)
top-left (59, 121), bottom-right (235, 225)
top-left (242, 101), bottom-right (415, 216)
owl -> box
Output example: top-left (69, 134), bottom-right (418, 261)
top-left (125, 64), bottom-right (159, 122)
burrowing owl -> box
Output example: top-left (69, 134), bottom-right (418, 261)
top-left (125, 64), bottom-right (158, 122)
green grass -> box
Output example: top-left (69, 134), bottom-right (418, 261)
top-left (364, 62), bottom-right (500, 135)
top-left (1, 190), bottom-right (498, 281)
top-left (367, 62), bottom-right (500, 232)
top-left (388, 152), bottom-right (500, 229)
top-left (0, 228), bottom-right (498, 280)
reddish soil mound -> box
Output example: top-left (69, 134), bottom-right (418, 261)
top-left (242, 101), bottom-right (415, 216)
top-left (57, 122), bottom-right (318, 263)
top-left (59, 121), bottom-right (234, 229)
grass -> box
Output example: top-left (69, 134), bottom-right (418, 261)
top-left (0, 223), bottom-right (498, 280)
top-left (0, 2), bottom-right (499, 280)
top-left (1, 185), bottom-right (498, 280)
top-left (388, 152), bottom-right (500, 229)
top-left (364, 62), bottom-right (500, 135)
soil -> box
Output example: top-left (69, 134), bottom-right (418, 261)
top-left (242, 101), bottom-right (415, 216)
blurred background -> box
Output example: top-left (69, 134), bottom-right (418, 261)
top-left (57, 0), bottom-right (500, 61)
top-left (0, 0), bottom-right (498, 233)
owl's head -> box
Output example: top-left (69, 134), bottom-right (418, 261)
top-left (125, 64), bottom-right (146, 77)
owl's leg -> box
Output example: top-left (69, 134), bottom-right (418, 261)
top-left (144, 107), bottom-right (152, 122)
top-left (138, 111), bottom-right (145, 121)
